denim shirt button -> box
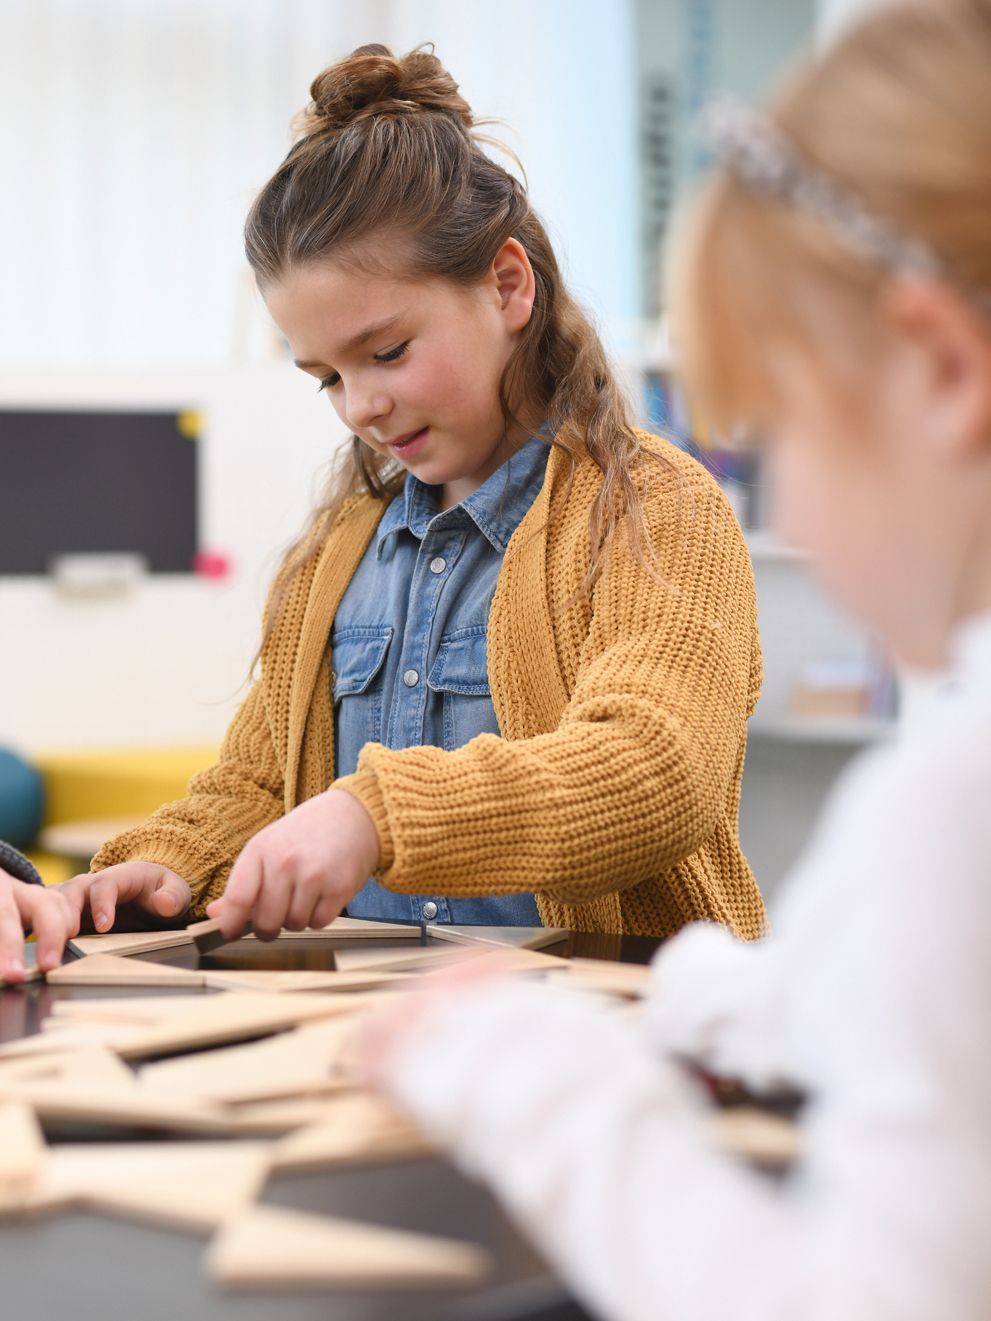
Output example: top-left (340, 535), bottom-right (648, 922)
top-left (402, 668), bottom-right (420, 687)
top-left (429, 556), bottom-right (447, 575)
top-left (421, 901), bottom-right (439, 920)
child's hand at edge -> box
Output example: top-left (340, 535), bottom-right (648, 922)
top-left (206, 788), bottom-right (380, 941)
top-left (0, 867), bottom-right (82, 980)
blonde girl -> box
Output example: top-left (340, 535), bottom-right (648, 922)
top-left (11, 45), bottom-right (765, 965)
top-left (359, 4), bottom-right (991, 1319)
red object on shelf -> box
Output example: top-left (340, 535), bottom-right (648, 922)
top-left (193, 549), bottom-right (233, 581)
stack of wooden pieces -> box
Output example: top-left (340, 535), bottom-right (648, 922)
top-left (0, 916), bottom-right (796, 1293)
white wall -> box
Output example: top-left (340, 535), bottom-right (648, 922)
top-left (0, 366), bottom-right (347, 749)
top-left (0, 0), bottom-right (640, 754)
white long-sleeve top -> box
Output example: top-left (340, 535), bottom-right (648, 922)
top-left (380, 614), bottom-right (991, 1321)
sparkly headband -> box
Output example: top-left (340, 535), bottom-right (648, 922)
top-left (704, 96), bottom-right (991, 317)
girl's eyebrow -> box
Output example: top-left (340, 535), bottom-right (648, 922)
top-left (293, 314), bottom-right (403, 370)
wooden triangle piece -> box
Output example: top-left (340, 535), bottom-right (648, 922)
top-left (426, 925), bottom-right (570, 951)
top-left (0, 1102), bottom-right (44, 1198)
top-left (114, 989), bottom-right (383, 1061)
top-left (207, 1204), bottom-right (491, 1289)
top-left (271, 1092), bottom-right (433, 1173)
top-left (68, 929), bottom-right (193, 959)
top-left (711, 1107), bottom-right (799, 1170)
top-left (4, 1077), bottom-right (233, 1136)
top-left (138, 1018), bottom-right (354, 1105)
top-left (17, 1141), bottom-right (269, 1232)
top-left (47, 954), bottom-right (206, 989)
top-left (550, 957), bottom-right (654, 999)
top-left (202, 967), bottom-right (409, 994)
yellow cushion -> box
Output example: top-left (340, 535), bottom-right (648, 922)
top-left (33, 746), bottom-right (218, 827)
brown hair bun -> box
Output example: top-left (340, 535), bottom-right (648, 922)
top-left (294, 43), bottom-right (474, 137)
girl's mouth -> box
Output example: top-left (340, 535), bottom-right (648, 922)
top-left (388, 427), bottom-right (429, 458)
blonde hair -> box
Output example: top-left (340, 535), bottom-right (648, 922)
top-left (246, 44), bottom-right (660, 648)
top-left (670, 0), bottom-right (991, 433)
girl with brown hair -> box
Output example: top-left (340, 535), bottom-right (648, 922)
top-left (21, 44), bottom-right (763, 960)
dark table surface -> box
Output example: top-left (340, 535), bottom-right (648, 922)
top-left (0, 927), bottom-right (661, 1321)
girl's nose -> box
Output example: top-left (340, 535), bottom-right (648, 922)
top-left (344, 385), bottom-right (391, 432)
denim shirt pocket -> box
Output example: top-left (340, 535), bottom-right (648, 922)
top-left (427, 624), bottom-right (498, 752)
top-left (331, 625), bottom-right (393, 762)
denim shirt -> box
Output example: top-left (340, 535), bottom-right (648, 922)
top-left (333, 436), bottom-right (550, 925)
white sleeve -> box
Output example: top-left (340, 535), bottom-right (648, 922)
top-left (643, 921), bottom-right (791, 1090)
top-left (383, 976), bottom-right (991, 1321)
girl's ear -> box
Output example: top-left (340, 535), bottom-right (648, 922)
top-left (490, 238), bottom-right (536, 335)
top-left (883, 278), bottom-right (991, 460)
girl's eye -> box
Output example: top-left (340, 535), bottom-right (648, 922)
top-left (375, 341), bottom-right (410, 365)
top-left (317, 372), bottom-right (341, 392)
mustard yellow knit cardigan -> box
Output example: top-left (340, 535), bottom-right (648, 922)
top-left (93, 433), bottom-right (766, 940)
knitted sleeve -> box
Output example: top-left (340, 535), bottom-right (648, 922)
top-left (336, 468), bottom-right (759, 904)
top-left (89, 680), bottom-right (285, 914)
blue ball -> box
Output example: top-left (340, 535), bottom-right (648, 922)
top-left (0, 748), bottom-right (45, 849)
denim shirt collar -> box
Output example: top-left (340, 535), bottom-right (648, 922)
top-left (376, 433), bottom-right (550, 558)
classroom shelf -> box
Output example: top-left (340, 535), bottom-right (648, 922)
top-left (748, 717), bottom-right (897, 746)
top-left (745, 530), bottom-right (807, 563)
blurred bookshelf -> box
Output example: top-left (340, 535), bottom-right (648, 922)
top-left (621, 319), bottom-right (899, 894)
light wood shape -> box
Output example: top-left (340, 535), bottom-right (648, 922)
top-left (425, 925), bottom-right (570, 951)
top-left (550, 957), bottom-right (654, 999)
top-left (113, 990), bottom-right (386, 1061)
top-left (270, 1092), bottom-right (433, 1173)
top-left (48, 995), bottom-right (213, 1025)
top-left (711, 1107), bottom-right (799, 1170)
top-left (2, 1077), bottom-right (234, 1135)
top-left (68, 929), bottom-right (194, 958)
top-left (47, 954), bottom-right (206, 989)
top-left (0, 1102), bottom-right (44, 1198)
top-left (3, 1141), bottom-right (269, 1231)
top-left (206, 1204), bottom-right (491, 1290)
top-left (138, 1018), bottom-right (355, 1105)
top-left (202, 968), bottom-right (409, 994)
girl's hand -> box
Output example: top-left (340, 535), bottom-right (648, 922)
top-left (206, 789), bottom-right (380, 941)
top-left (0, 868), bottom-right (83, 981)
top-left (60, 862), bottom-right (192, 934)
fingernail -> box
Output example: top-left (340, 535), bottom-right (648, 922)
top-left (4, 959), bottom-right (24, 979)
top-left (95, 911), bottom-right (110, 931)
top-left (39, 948), bottom-right (58, 970)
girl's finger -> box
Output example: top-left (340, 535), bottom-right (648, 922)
top-left (284, 878), bottom-right (323, 931)
top-left (24, 890), bottom-right (72, 972)
top-left (0, 889), bottom-right (27, 982)
top-left (144, 873), bottom-right (191, 920)
top-left (309, 893), bottom-right (345, 931)
top-left (251, 864), bottom-right (292, 941)
top-left (220, 846), bottom-right (265, 938)
top-left (85, 874), bottom-right (125, 932)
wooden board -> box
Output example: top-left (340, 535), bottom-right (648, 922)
top-left (207, 1204), bottom-right (491, 1290)
top-left (68, 929), bottom-right (194, 959)
top-left (5, 1141), bottom-right (269, 1231)
top-left (48, 995), bottom-right (213, 1026)
top-left (550, 957), bottom-right (654, 999)
top-left (711, 1107), bottom-right (799, 1170)
top-left (2, 1077), bottom-right (235, 1136)
top-left (0, 1046), bottom-right (133, 1092)
top-left (46, 953), bottom-right (206, 989)
top-left (138, 1018), bottom-right (355, 1105)
top-left (202, 967), bottom-right (409, 994)
top-left (113, 990), bottom-right (386, 1061)
top-left (332, 944), bottom-right (483, 975)
top-left (0, 1102), bottom-right (44, 1196)
top-left (426, 925), bottom-right (570, 951)
top-left (271, 1093), bottom-right (433, 1173)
